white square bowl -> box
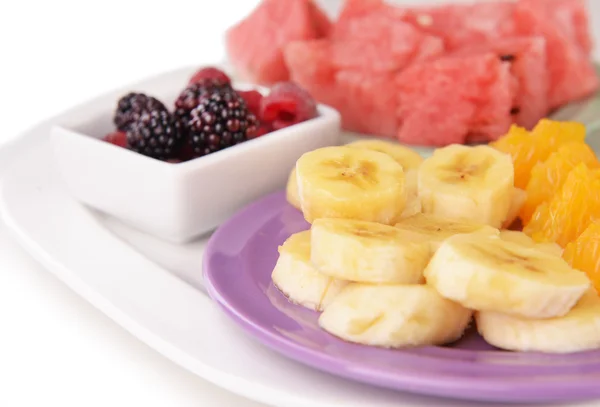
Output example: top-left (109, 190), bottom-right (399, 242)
top-left (50, 68), bottom-right (341, 243)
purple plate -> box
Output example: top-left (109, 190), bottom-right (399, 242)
top-left (203, 191), bottom-right (600, 403)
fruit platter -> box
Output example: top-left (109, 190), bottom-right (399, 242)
top-left (4, 0), bottom-right (600, 405)
top-left (207, 0), bottom-right (600, 402)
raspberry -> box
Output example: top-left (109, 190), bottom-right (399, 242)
top-left (114, 93), bottom-right (166, 131)
top-left (188, 67), bottom-right (231, 86)
top-left (260, 82), bottom-right (318, 130)
top-left (103, 131), bottom-right (128, 148)
top-left (237, 90), bottom-right (263, 118)
top-left (188, 90), bottom-right (258, 156)
top-left (127, 106), bottom-right (182, 160)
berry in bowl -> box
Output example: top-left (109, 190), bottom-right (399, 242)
top-left (50, 66), bottom-right (341, 243)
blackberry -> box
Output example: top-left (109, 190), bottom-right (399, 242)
top-left (188, 90), bottom-right (258, 157)
top-left (174, 79), bottom-right (233, 125)
top-left (127, 106), bottom-right (182, 160)
top-left (114, 92), bottom-right (166, 131)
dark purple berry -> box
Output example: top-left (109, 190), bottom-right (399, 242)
top-left (174, 79), bottom-right (233, 126)
top-left (126, 106), bottom-right (182, 160)
top-left (187, 90), bottom-right (257, 157)
top-left (114, 93), bottom-right (166, 131)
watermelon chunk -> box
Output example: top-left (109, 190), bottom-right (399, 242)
top-left (331, 19), bottom-right (443, 72)
top-left (522, 0), bottom-right (593, 56)
top-left (335, 0), bottom-right (390, 30)
top-left (453, 36), bottom-right (548, 130)
top-left (225, 0), bottom-right (331, 85)
top-left (285, 40), bottom-right (397, 138)
top-left (335, 71), bottom-right (397, 137)
top-left (399, 1), bottom-right (517, 51)
top-left (513, 0), bottom-right (599, 109)
top-left (284, 40), bottom-right (340, 109)
top-left (395, 54), bottom-right (515, 146)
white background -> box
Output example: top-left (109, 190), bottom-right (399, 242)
top-left (1, 1), bottom-right (600, 406)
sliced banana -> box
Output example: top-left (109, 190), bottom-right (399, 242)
top-left (399, 170), bottom-right (421, 219)
top-left (346, 139), bottom-right (424, 172)
top-left (311, 218), bottom-right (430, 284)
top-left (424, 233), bottom-right (590, 319)
top-left (286, 168), bottom-right (301, 210)
top-left (395, 213), bottom-right (499, 252)
top-left (319, 283), bottom-right (472, 348)
top-left (418, 145), bottom-right (514, 228)
top-left (296, 146), bottom-right (406, 224)
top-left (272, 230), bottom-right (347, 311)
top-left (477, 289), bottom-right (600, 353)
top-left (502, 188), bottom-right (527, 229)
top-left (499, 230), bottom-right (563, 257)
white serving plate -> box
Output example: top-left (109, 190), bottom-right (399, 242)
top-left (1, 66), bottom-right (600, 407)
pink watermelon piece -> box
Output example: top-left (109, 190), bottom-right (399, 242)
top-left (284, 40), bottom-right (340, 109)
top-left (332, 0), bottom-right (444, 73)
top-left (513, 0), bottom-right (599, 109)
top-left (225, 0), bottom-right (331, 86)
top-left (395, 2), bottom-right (517, 51)
top-left (453, 36), bottom-right (548, 130)
top-left (284, 39), bottom-right (397, 138)
top-left (330, 17), bottom-right (444, 73)
top-left (335, 0), bottom-right (389, 29)
top-left (522, 0), bottom-right (593, 56)
top-left (335, 71), bottom-right (397, 137)
top-left (284, 40), bottom-right (335, 85)
top-left (395, 53), bottom-right (515, 146)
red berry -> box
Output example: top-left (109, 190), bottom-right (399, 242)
top-left (103, 131), bottom-right (128, 148)
top-left (237, 90), bottom-right (263, 118)
top-left (261, 82), bottom-right (318, 130)
top-left (189, 67), bottom-right (231, 86)
top-left (248, 122), bottom-right (272, 139)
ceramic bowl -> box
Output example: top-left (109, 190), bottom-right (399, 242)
top-left (50, 69), bottom-right (341, 243)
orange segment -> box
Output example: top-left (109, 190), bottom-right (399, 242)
top-left (490, 125), bottom-right (536, 189)
top-left (530, 119), bottom-right (586, 148)
top-left (491, 120), bottom-right (585, 189)
top-left (524, 163), bottom-right (600, 247)
top-left (521, 143), bottom-right (599, 224)
top-left (563, 221), bottom-right (600, 294)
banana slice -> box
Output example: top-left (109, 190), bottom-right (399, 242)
top-left (425, 233), bottom-right (590, 319)
top-left (311, 218), bottom-right (430, 284)
top-left (272, 230), bottom-right (347, 311)
top-left (319, 283), bottom-right (472, 348)
top-left (345, 140), bottom-right (423, 219)
top-left (502, 188), bottom-right (527, 229)
top-left (346, 139), bottom-right (424, 172)
top-left (296, 146), bottom-right (406, 224)
top-left (499, 230), bottom-right (563, 257)
top-left (399, 170), bottom-right (421, 219)
top-left (395, 213), bottom-right (499, 252)
top-left (476, 289), bottom-right (600, 353)
top-left (286, 168), bottom-right (301, 210)
top-left (418, 145), bottom-right (514, 228)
